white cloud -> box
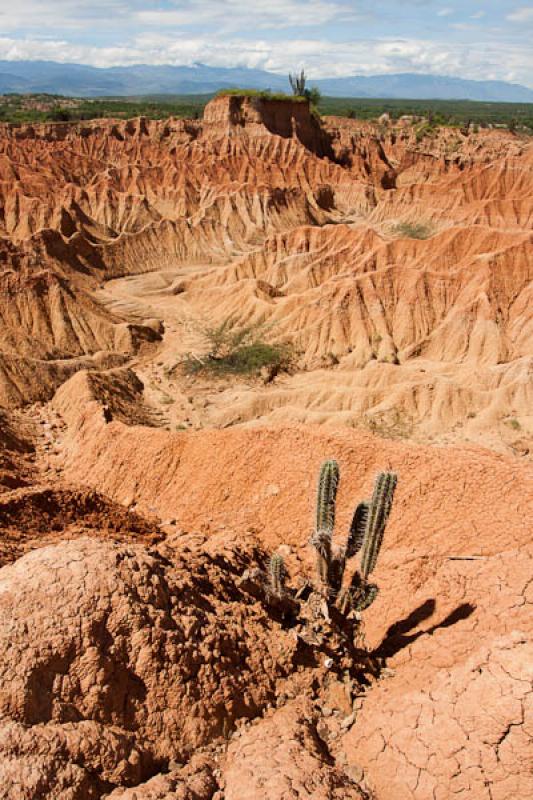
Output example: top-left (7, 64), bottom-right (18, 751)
top-left (0, 33), bottom-right (531, 87)
top-left (0, 2), bottom-right (531, 87)
top-left (0, 0), bottom-right (360, 34)
top-left (0, 1), bottom-right (130, 31)
top-left (136, 0), bottom-right (359, 31)
top-left (506, 6), bottom-right (533, 22)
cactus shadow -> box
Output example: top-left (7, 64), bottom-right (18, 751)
top-left (374, 600), bottom-right (475, 660)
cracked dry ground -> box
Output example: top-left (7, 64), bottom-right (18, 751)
top-left (0, 96), bottom-right (532, 798)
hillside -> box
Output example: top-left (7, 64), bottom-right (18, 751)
top-left (0, 94), bottom-right (531, 800)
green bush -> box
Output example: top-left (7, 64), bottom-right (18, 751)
top-left (183, 319), bottom-right (293, 377)
top-left (505, 418), bottom-right (521, 431)
top-left (415, 122), bottom-right (437, 142)
top-left (215, 88), bottom-right (306, 103)
top-left (50, 108), bottom-right (72, 122)
top-left (393, 222), bottom-right (433, 240)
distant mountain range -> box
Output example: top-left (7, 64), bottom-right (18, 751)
top-left (0, 61), bottom-right (532, 102)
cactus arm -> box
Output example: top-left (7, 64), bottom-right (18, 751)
top-left (315, 459), bottom-right (339, 534)
top-left (346, 500), bottom-right (370, 558)
top-left (310, 529), bottom-right (331, 586)
top-left (311, 460), bottom-right (339, 590)
top-left (354, 583), bottom-right (379, 611)
top-left (328, 544), bottom-right (346, 597)
top-left (360, 471), bottom-right (397, 578)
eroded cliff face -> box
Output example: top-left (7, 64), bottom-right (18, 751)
top-left (0, 97), bottom-right (530, 451)
top-left (0, 97), bottom-right (532, 800)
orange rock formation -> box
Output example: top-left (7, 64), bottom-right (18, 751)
top-left (0, 96), bottom-right (531, 799)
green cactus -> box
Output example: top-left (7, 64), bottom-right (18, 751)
top-left (353, 583), bottom-right (379, 611)
top-left (346, 500), bottom-right (370, 558)
top-left (336, 575), bottom-right (378, 614)
top-left (269, 553), bottom-right (285, 596)
top-left (316, 459), bottom-right (339, 534)
top-left (310, 529), bottom-right (331, 585)
top-left (360, 471), bottom-right (397, 578)
top-left (311, 460), bottom-right (339, 588)
top-left (308, 463), bottom-right (396, 615)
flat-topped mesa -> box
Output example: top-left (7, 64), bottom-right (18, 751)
top-left (202, 93), bottom-right (332, 155)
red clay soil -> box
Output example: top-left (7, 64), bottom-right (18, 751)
top-left (0, 97), bottom-right (531, 799)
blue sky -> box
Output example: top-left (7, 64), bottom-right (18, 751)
top-left (0, 1), bottom-right (532, 86)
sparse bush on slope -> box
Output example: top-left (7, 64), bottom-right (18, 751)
top-left (184, 318), bottom-right (293, 378)
top-left (392, 221), bottom-right (434, 239)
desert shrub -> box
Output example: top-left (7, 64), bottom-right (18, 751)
top-left (50, 108), bottom-right (72, 122)
top-left (216, 88), bottom-right (306, 103)
top-left (183, 319), bottom-right (293, 377)
top-left (415, 121), bottom-right (440, 141)
top-left (505, 418), bottom-right (521, 431)
top-left (363, 410), bottom-right (414, 440)
top-left (393, 221), bottom-right (433, 240)
top-left (305, 86), bottom-right (322, 109)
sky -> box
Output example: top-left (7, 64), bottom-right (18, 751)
top-left (0, 1), bottom-right (532, 86)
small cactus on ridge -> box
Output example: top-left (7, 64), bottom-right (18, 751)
top-left (311, 459), bottom-right (339, 589)
top-left (269, 553), bottom-right (286, 596)
top-left (310, 460), bottom-right (397, 614)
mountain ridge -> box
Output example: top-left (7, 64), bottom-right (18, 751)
top-left (0, 60), bottom-right (532, 102)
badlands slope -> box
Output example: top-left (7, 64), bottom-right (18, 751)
top-left (1, 95), bottom-right (532, 448)
top-left (0, 97), bottom-right (532, 799)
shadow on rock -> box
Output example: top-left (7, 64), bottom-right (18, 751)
top-left (375, 600), bottom-right (476, 659)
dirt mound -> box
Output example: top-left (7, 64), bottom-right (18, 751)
top-left (0, 519), bottom-right (530, 799)
top-left (0, 533), bottom-right (373, 799)
top-left (203, 94), bottom-right (333, 156)
top-left (0, 409), bottom-right (34, 490)
top-left (223, 699), bottom-right (365, 799)
top-left (0, 397), bottom-right (163, 565)
top-left (0, 486), bottom-right (162, 567)
top-left (51, 368), bottom-right (532, 561)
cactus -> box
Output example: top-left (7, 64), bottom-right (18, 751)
top-left (307, 462), bottom-right (396, 617)
top-left (269, 553), bottom-right (285, 596)
top-left (336, 576), bottom-right (378, 614)
top-left (328, 544), bottom-right (346, 596)
top-left (346, 500), bottom-right (369, 558)
top-left (311, 460), bottom-right (339, 588)
top-left (360, 471), bottom-right (397, 578)
top-left (289, 69), bottom-right (307, 96)
top-left (353, 583), bottom-right (379, 611)
top-left (310, 529), bottom-right (331, 585)
top-left (316, 459), bottom-right (339, 534)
